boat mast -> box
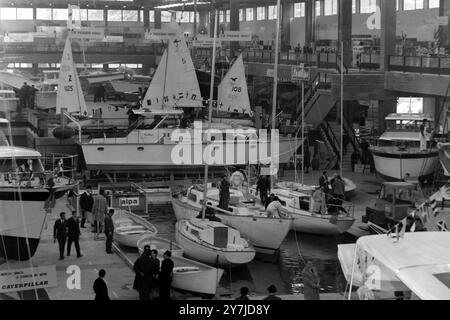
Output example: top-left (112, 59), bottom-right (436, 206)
top-left (340, 41), bottom-right (344, 177)
top-left (271, 0), bottom-right (281, 189)
top-left (201, 9), bottom-right (218, 219)
top-left (162, 39), bottom-right (170, 110)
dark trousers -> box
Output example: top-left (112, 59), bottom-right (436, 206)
top-left (259, 190), bottom-right (268, 206)
top-left (80, 210), bottom-right (86, 227)
top-left (57, 237), bottom-right (66, 259)
top-left (159, 278), bottom-right (172, 299)
top-left (94, 221), bottom-right (103, 233)
top-left (105, 233), bottom-right (113, 253)
top-left (67, 236), bottom-right (81, 256)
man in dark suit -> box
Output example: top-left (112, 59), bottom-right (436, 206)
top-left (159, 250), bottom-right (174, 300)
top-left (104, 209), bottom-right (115, 254)
top-left (93, 269), bottom-right (110, 300)
top-left (149, 249), bottom-right (160, 300)
top-left (133, 246), bottom-right (152, 300)
top-left (67, 211), bottom-right (82, 258)
top-left (53, 212), bottom-right (68, 260)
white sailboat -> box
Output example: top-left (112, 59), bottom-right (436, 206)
top-left (141, 25), bottom-right (203, 111)
top-left (56, 36), bottom-right (88, 116)
top-left (172, 185), bottom-right (293, 253)
top-left (213, 54), bottom-right (253, 126)
top-left (175, 219), bottom-right (256, 266)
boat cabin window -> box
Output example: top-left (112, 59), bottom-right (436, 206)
top-left (187, 192), bottom-right (197, 203)
top-left (378, 140), bottom-right (433, 149)
top-left (380, 185), bottom-right (413, 204)
top-left (299, 197), bottom-right (310, 211)
top-left (0, 158), bottom-right (44, 174)
top-left (385, 120), bottom-right (433, 132)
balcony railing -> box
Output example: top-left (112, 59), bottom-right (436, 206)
top-left (388, 55), bottom-right (450, 75)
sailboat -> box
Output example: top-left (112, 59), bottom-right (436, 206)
top-left (56, 36), bottom-right (88, 116)
top-left (172, 184), bottom-right (293, 253)
top-left (81, 23), bottom-right (296, 172)
top-left (0, 118), bottom-right (77, 261)
top-left (212, 54), bottom-right (253, 127)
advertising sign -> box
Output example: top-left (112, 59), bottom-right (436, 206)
top-left (0, 266), bottom-right (57, 293)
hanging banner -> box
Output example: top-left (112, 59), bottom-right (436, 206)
top-left (3, 33), bottom-right (34, 43)
top-left (219, 31), bottom-right (252, 42)
top-left (103, 35), bottom-right (124, 43)
top-left (437, 16), bottom-right (449, 26)
top-left (292, 64), bottom-right (311, 81)
top-left (0, 265), bottom-right (57, 293)
top-left (192, 37), bottom-right (222, 48)
top-left (36, 26), bottom-right (67, 38)
top-left (144, 29), bottom-right (179, 41)
top-left (69, 28), bottom-right (105, 43)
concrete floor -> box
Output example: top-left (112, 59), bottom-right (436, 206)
top-left (0, 169), bottom-right (383, 300)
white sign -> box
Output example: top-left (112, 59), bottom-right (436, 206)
top-left (219, 31), bottom-right (252, 42)
top-left (119, 197), bottom-right (140, 207)
top-left (192, 37), bottom-right (222, 48)
top-left (0, 265), bottom-right (57, 293)
top-left (144, 29), bottom-right (179, 41)
top-left (103, 35), bottom-right (124, 43)
top-left (292, 64), bottom-right (311, 81)
top-left (437, 16), bottom-right (449, 26)
top-left (69, 28), bottom-right (105, 42)
top-left (4, 33), bottom-right (34, 43)
top-left (36, 26), bottom-right (67, 38)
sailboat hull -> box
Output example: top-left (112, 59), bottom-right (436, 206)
top-left (172, 198), bottom-right (291, 254)
top-left (371, 148), bottom-right (438, 181)
top-left (291, 212), bottom-right (355, 235)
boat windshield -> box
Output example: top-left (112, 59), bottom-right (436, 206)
top-left (385, 120), bottom-right (433, 132)
top-left (0, 158), bottom-right (46, 187)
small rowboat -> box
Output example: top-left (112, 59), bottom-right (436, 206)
top-left (171, 255), bottom-right (224, 296)
top-left (112, 209), bottom-right (157, 248)
top-left (137, 234), bottom-right (184, 257)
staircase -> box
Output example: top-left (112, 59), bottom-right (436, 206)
top-left (296, 72), bottom-right (334, 130)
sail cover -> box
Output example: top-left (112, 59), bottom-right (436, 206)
top-left (142, 23), bottom-right (203, 111)
top-left (217, 54), bottom-right (251, 115)
top-left (56, 36), bottom-right (87, 115)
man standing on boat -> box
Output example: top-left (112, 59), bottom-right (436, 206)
top-left (218, 174), bottom-right (230, 210)
top-left (133, 245), bottom-right (153, 300)
top-left (159, 250), bottom-right (174, 300)
top-left (53, 212), bottom-right (68, 260)
top-left (420, 119), bottom-right (428, 151)
top-left (104, 209), bottom-right (115, 254)
top-left (256, 175), bottom-right (271, 205)
top-left (319, 171), bottom-right (329, 193)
